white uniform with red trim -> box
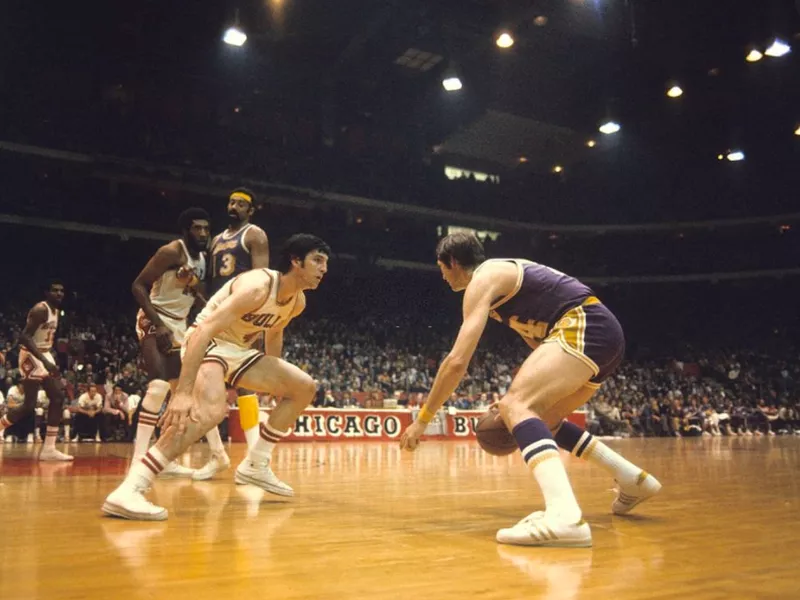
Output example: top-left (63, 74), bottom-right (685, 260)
top-left (136, 240), bottom-right (206, 350)
top-left (184, 268), bottom-right (302, 386)
top-left (19, 302), bottom-right (59, 380)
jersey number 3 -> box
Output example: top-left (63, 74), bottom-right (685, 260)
top-left (215, 253), bottom-right (235, 277)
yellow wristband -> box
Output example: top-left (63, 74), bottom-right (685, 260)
top-left (418, 406), bottom-right (436, 424)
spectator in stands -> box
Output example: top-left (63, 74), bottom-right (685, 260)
top-left (72, 383), bottom-right (103, 442)
top-left (103, 384), bottom-right (130, 442)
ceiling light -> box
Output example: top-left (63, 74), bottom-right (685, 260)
top-left (518, 156), bottom-right (528, 163)
top-left (223, 27), bottom-right (247, 47)
top-left (717, 154), bottom-right (724, 161)
top-left (765, 39), bottom-right (791, 57)
top-left (442, 77), bottom-right (463, 92)
top-left (666, 85), bottom-right (683, 98)
top-left (599, 121), bottom-right (620, 135)
top-left (533, 16), bottom-right (548, 27)
top-left (726, 151), bottom-right (745, 162)
top-left (795, 125), bottom-right (800, 136)
top-left (552, 165), bottom-right (563, 174)
top-left (586, 140), bottom-right (596, 148)
top-left (496, 32), bottom-right (514, 49)
top-left (746, 49), bottom-right (763, 62)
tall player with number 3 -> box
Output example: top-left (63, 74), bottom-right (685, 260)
top-left (192, 188), bottom-right (270, 481)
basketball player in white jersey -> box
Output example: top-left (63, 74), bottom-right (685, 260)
top-left (191, 188), bottom-right (271, 481)
top-left (129, 208), bottom-right (210, 477)
top-left (0, 281), bottom-right (72, 460)
top-left (102, 234), bottom-right (330, 520)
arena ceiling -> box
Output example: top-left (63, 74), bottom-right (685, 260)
top-left (3, 1), bottom-right (800, 178)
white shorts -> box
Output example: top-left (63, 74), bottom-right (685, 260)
top-left (19, 348), bottom-right (55, 381)
top-left (183, 327), bottom-right (264, 387)
top-left (136, 309), bottom-right (187, 350)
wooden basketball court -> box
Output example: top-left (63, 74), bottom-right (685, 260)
top-left (1, 437), bottom-right (798, 599)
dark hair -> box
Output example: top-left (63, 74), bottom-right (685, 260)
top-left (436, 232), bottom-right (486, 268)
top-left (229, 187), bottom-right (257, 205)
top-left (178, 207), bottom-right (210, 232)
top-left (277, 234), bottom-right (331, 273)
top-left (48, 279), bottom-right (64, 291)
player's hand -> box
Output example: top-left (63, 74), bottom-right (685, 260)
top-left (154, 325), bottom-right (175, 354)
top-left (176, 265), bottom-right (199, 287)
top-left (400, 419), bottom-right (427, 451)
top-left (159, 392), bottom-right (198, 434)
top-left (45, 361), bottom-right (60, 377)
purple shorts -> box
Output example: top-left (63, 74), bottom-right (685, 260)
top-left (544, 297), bottom-right (625, 386)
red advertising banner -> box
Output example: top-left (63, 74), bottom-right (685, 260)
top-left (226, 409), bottom-right (586, 443)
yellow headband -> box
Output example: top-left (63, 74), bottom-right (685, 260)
top-left (229, 191), bottom-right (253, 204)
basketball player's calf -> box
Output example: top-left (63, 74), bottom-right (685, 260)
top-left (542, 402), bottom-right (661, 515)
top-left (1, 379), bottom-right (73, 461)
top-left (130, 342), bottom-right (197, 479)
top-left (233, 364), bottom-right (317, 494)
top-left (103, 363), bottom-right (230, 520)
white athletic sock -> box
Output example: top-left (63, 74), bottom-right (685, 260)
top-left (248, 422), bottom-right (289, 464)
top-left (527, 448), bottom-right (583, 523)
top-left (205, 426), bottom-right (226, 455)
top-left (125, 447), bottom-right (167, 490)
top-left (132, 409), bottom-right (159, 463)
top-left (44, 426), bottom-right (59, 451)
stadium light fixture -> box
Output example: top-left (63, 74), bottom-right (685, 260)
top-left (765, 39), bottom-right (791, 57)
top-left (667, 85), bottom-right (683, 98)
top-left (745, 49), bottom-right (763, 62)
top-left (442, 76), bottom-right (463, 92)
top-left (795, 125), bottom-right (800, 136)
top-left (496, 32), bottom-right (514, 49)
top-left (223, 27), bottom-right (247, 47)
top-left (552, 165), bottom-right (563, 174)
top-left (599, 121), bottom-right (620, 135)
top-left (726, 150), bottom-right (745, 162)
top-left (586, 139), bottom-right (596, 148)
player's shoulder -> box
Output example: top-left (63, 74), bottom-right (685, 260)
top-left (233, 268), bottom-right (274, 294)
top-left (159, 239), bottom-right (185, 259)
top-left (468, 260), bottom-right (519, 295)
top-left (244, 224), bottom-right (268, 241)
top-left (29, 300), bottom-right (48, 315)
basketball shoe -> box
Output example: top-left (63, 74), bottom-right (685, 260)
top-left (234, 457), bottom-right (294, 497)
top-left (157, 460), bottom-right (196, 479)
top-left (102, 484), bottom-right (168, 521)
top-left (496, 511), bottom-right (592, 547)
top-left (192, 451), bottom-right (231, 481)
top-left (612, 472), bottom-right (662, 515)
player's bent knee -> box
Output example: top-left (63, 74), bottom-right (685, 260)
top-left (297, 375), bottom-right (317, 405)
top-left (497, 392), bottom-right (544, 423)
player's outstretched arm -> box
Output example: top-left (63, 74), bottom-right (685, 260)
top-left (400, 272), bottom-right (496, 451)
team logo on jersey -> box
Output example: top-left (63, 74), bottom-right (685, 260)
top-left (241, 312), bottom-right (281, 329)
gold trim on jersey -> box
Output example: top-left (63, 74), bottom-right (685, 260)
top-left (484, 259), bottom-right (525, 311)
top-left (220, 223), bottom-right (253, 242)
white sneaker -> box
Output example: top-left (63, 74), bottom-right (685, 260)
top-left (612, 471), bottom-right (662, 515)
top-left (102, 484), bottom-right (168, 521)
top-left (496, 511), bottom-right (592, 548)
top-left (192, 452), bottom-right (231, 481)
top-left (158, 461), bottom-right (196, 479)
top-left (39, 448), bottom-right (74, 462)
top-left (234, 457), bottom-right (294, 497)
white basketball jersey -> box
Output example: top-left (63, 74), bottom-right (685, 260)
top-left (150, 240), bottom-right (207, 321)
top-left (194, 269), bottom-right (300, 349)
top-left (31, 302), bottom-right (59, 351)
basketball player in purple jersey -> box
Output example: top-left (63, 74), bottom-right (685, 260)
top-left (191, 188), bottom-right (270, 481)
top-left (401, 232), bottom-right (661, 547)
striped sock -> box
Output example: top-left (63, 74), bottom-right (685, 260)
top-left (554, 420), bottom-right (643, 486)
top-left (132, 409), bottom-right (159, 463)
top-left (248, 422), bottom-right (289, 463)
top-left (127, 448), bottom-right (167, 490)
top-left (44, 426), bottom-right (59, 450)
top-left (514, 418), bottom-right (582, 523)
